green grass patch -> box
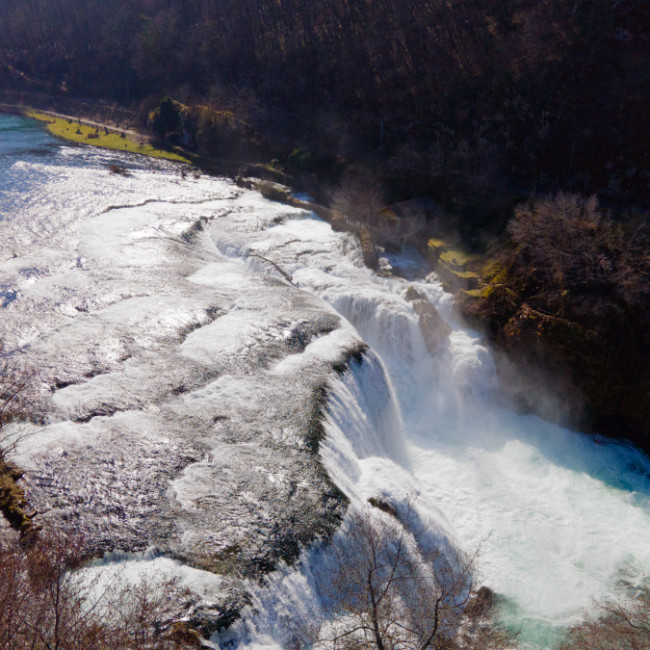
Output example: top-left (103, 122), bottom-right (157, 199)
top-left (463, 287), bottom-right (491, 298)
top-left (439, 247), bottom-right (479, 267)
top-left (427, 238), bottom-right (481, 270)
top-left (427, 238), bottom-right (447, 251)
top-left (447, 268), bottom-right (479, 280)
top-left (25, 110), bottom-right (190, 163)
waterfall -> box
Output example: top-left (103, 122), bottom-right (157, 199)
top-left (2, 120), bottom-right (649, 650)
top-left (216, 348), bottom-right (460, 649)
top-left (205, 209), bottom-right (650, 649)
top-left (323, 349), bottom-right (407, 469)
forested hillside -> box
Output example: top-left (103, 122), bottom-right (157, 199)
top-left (1, 0), bottom-right (648, 213)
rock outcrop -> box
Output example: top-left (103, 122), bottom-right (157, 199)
top-left (459, 260), bottom-right (650, 448)
top-left (406, 288), bottom-right (451, 354)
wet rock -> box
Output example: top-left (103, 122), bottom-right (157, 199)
top-left (283, 314), bottom-right (340, 352)
top-left (187, 587), bottom-right (250, 637)
top-left (358, 225), bottom-right (379, 270)
top-left (465, 586), bottom-right (497, 618)
top-left (412, 299), bottom-right (451, 354)
top-left (238, 163), bottom-right (291, 186)
top-left (167, 622), bottom-right (205, 646)
top-left (405, 286), bottom-right (425, 302)
top-left (367, 496), bottom-right (399, 519)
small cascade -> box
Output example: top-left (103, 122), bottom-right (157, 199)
top-left (323, 281), bottom-right (498, 422)
top-left (329, 292), bottom-right (425, 362)
top-left (320, 349), bottom-right (408, 501)
top-left (439, 330), bottom-right (499, 406)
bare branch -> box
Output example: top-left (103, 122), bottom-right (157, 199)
top-left (317, 501), bottom-right (505, 649)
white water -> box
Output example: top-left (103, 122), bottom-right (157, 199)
top-left (2, 117), bottom-right (650, 648)
top-left (203, 196), bottom-right (650, 648)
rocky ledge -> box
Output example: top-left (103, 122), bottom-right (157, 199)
top-left (457, 194), bottom-right (650, 448)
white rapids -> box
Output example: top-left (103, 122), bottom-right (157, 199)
top-left (2, 117), bottom-right (650, 648)
top-left (203, 203), bottom-right (650, 648)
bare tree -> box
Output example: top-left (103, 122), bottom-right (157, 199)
top-left (0, 527), bottom-right (197, 650)
top-left (0, 540), bottom-right (31, 650)
top-left (313, 504), bottom-right (508, 650)
top-left (506, 192), bottom-right (650, 319)
top-left (507, 193), bottom-right (605, 291)
top-left (0, 343), bottom-right (34, 446)
top-left (331, 173), bottom-right (386, 227)
top-left (560, 579), bottom-right (650, 649)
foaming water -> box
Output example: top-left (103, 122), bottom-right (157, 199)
top-left (3, 114), bottom-right (650, 648)
top-left (206, 211), bottom-right (650, 648)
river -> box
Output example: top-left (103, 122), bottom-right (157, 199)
top-left (1, 113), bottom-right (649, 649)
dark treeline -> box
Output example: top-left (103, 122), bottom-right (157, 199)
top-left (0, 0), bottom-right (649, 216)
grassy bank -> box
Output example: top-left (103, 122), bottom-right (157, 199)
top-left (25, 110), bottom-right (190, 163)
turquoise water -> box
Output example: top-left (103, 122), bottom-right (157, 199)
top-left (0, 112), bottom-right (54, 156)
top-left (0, 112), bottom-right (148, 219)
top-left (0, 113), bottom-right (59, 218)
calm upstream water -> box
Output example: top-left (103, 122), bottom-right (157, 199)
top-left (2, 112), bottom-right (650, 648)
top-left (0, 113), bottom-right (57, 217)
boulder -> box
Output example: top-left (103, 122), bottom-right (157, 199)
top-left (412, 299), bottom-right (451, 354)
top-left (358, 226), bottom-right (379, 270)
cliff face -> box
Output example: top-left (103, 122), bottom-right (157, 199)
top-left (462, 291), bottom-right (649, 443)
top-left (458, 195), bottom-right (650, 448)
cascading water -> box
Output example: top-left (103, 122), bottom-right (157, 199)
top-left (2, 113), bottom-right (650, 649)
top-left (205, 207), bottom-right (650, 648)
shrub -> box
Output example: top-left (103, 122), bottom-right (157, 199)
top-left (506, 193), bottom-right (650, 322)
top-left (330, 172), bottom-right (385, 226)
top-left (0, 528), bottom-right (195, 649)
top-left (150, 96), bottom-right (182, 141)
top-left (560, 579), bottom-right (650, 649)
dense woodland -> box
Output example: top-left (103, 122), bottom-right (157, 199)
top-left (0, 0), bottom-right (649, 216)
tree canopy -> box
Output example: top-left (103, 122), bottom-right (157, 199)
top-left (0, 0), bottom-right (648, 209)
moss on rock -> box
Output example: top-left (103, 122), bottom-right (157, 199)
top-left (0, 455), bottom-right (36, 538)
top-left (367, 496), bottom-right (399, 519)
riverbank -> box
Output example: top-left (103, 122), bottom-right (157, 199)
top-left (1, 103), bottom-right (191, 163)
top-left (3, 101), bottom-right (375, 266)
top-left (457, 194), bottom-right (650, 450)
